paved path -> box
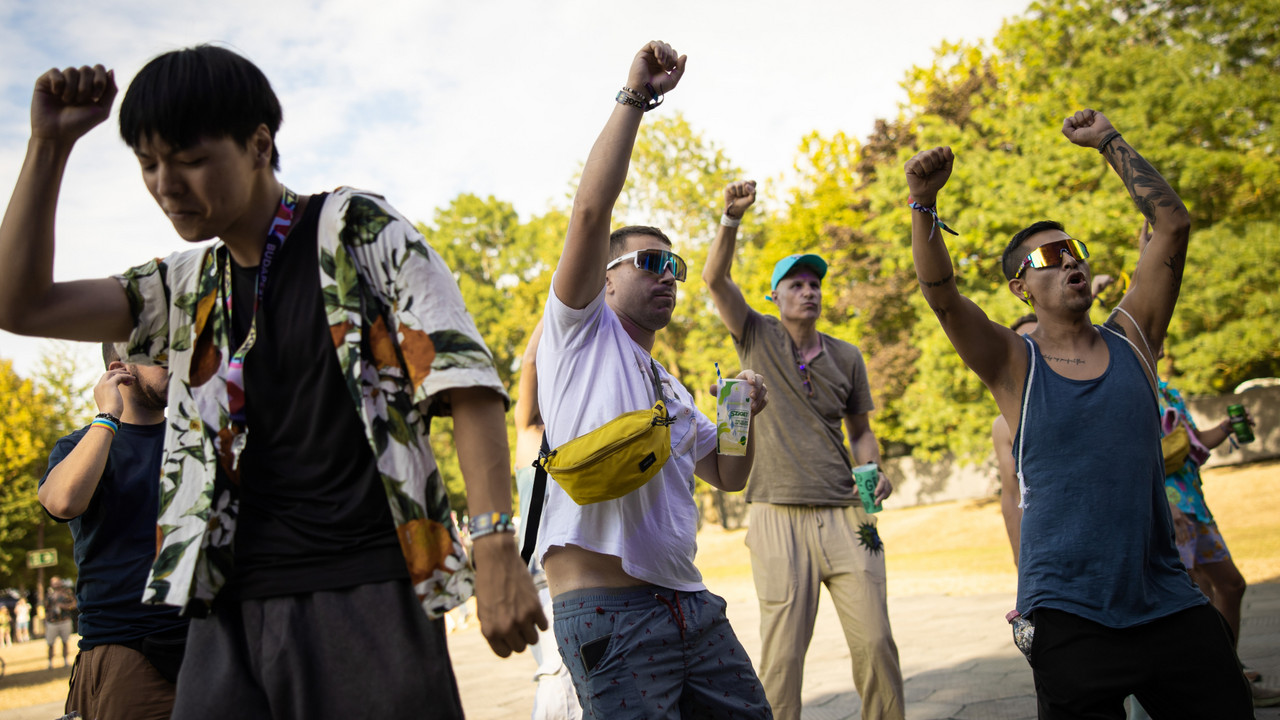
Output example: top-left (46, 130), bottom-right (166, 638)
top-left (3, 583), bottom-right (1275, 718)
top-left (452, 581), bottom-right (1280, 720)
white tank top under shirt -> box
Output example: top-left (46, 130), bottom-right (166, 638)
top-left (535, 283), bottom-right (717, 592)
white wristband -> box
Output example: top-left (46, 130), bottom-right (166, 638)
top-left (720, 213), bottom-right (741, 228)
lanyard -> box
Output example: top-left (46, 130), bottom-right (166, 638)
top-left (219, 187), bottom-right (298, 466)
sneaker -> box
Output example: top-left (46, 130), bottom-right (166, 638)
top-left (1254, 684), bottom-right (1280, 709)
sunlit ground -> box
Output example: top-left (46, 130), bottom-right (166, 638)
top-left (2, 459), bottom-right (1277, 712)
top-left (697, 458), bottom-right (1280, 596)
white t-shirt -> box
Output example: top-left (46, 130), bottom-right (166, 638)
top-left (535, 283), bottom-right (717, 591)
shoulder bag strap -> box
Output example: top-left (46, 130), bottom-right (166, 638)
top-left (521, 432), bottom-right (551, 566)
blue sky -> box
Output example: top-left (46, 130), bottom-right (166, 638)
top-left (0, 0), bottom-right (1029, 376)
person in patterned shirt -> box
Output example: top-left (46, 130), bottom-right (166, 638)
top-left (0, 46), bottom-right (542, 719)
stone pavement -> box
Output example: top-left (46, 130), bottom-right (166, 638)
top-left (1, 583), bottom-right (1275, 719)
top-left (451, 580), bottom-right (1280, 720)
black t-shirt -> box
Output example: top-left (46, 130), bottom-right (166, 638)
top-left (222, 192), bottom-right (407, 598)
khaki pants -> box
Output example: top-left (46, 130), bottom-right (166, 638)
top-left (746, 503), bottom-right (904, 720)
top-left (66, 643), bottom-right (176, 720)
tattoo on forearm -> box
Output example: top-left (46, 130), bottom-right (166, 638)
top-left (1164, 251), bottom-right (1185, 290)
top-left (918, 271), bottom-right (954, 288)
top-left (1042, 354), bottom-right (1085, 366)
top-left (1102, 142), bottom-right (1186, 223)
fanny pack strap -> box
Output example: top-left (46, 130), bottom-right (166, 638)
top-left (521, 432), bottom-right (551, 566)
top-left (647, 357), bottom-right (665, 404)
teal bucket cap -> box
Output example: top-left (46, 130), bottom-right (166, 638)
top-left (769, 254), bottom-right (828, 294)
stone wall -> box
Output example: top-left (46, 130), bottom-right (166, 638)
top-left (884, 383), bottom-right (1280, 509)
top-left (701, 385), bottom-right (1279, 523)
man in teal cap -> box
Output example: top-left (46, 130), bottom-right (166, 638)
top-left (704, 181), bottom-right (904, 720)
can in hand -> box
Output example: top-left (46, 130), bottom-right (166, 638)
top-left (1227, 404), bottom-right (1255, 444)
top-left (853, 462), bottom-right (882, 514)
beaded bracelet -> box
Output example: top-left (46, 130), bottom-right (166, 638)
top-left (907, 199), bottom-right (959, 239)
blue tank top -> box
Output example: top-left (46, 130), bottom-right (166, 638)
top-left (1013, 322), bottom-right (1204, 628)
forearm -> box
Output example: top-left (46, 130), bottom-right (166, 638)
top-left (451, 387), bottom-right (515, 517)
top-left (1000, 493), bottom-right (1021, 567)
top-left (910, 208), bottom-right (961, 318)
top-left (451, 392), bottom-right (543, 658)
top-left (572, 104), bottom-right (644, 229)
top-left (703, 223), bottom-right (738, 288)
top-left (556, 103), bottom-right (645, 307)
top-left (849, 428), bottom-right (882, 467)
top-left (0, 138), bottom-right (73, 332)
top-left (1101, 137), bottom-right (1190, 235)
top-left (712, 426), bottom-right (756, 492)
top-left (1197, 417), bottom-right (1234, 450)
top-left (39, 428), bottom-right (112, 519)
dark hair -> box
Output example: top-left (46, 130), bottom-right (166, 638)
top-left (101, 342), bottom-right (120, 369)
top-left (120, 45), bottom-right (283, 170)
top-left (1001, 220), bottom-right (1064, 280)
top-left (608, 225), bottom-right (672, 260)
top-left (1010, 313), bottom-right (1038, 333)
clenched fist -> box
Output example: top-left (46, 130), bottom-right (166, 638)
top-left (1062, 108), bottom-right (1118, 149)
top-left (627, 41), bottom-right (687, 100)
top-left (904, 146), bottom-right (954, 206)
top-left (31, 65), bottom-right (117, 144)
top-left (724, 180), bottom-right (756, 219)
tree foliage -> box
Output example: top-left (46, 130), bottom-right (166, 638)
top-left (0, 348), bottom-right (90, 588)
top-left (778, 0), bottom-right (1280, 460)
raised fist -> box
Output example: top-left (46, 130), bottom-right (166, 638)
top-left (31, 65), bottom-right (117, 144)
top-left (904, 146), bottom-right (954, 205)
top-left (724, 180), bottom-right (756, 219)
top-left (627, 41), bottom-right (687, 99)
top-left (1062, 109), bottom-right (1118, 149)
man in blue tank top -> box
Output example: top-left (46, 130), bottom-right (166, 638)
top-left (903, 110), bottom-right (1252, 717)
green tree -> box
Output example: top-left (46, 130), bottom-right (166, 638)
top-left (796, 0), bottom-right (1280, 461)
top-left (418, 196), bottom-right (568, 513)
top-left (0, 346), bottom-right (91, 588)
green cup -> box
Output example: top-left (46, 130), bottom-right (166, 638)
top-left (853, 462), bottom-right (882, 513)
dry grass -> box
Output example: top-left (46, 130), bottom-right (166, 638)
top-left (698, 458), bottom-right (1280, 597)
top-left (0, 637), bottom-right (72, 711)
top-left (3, 459), bottom-right (1277, 713)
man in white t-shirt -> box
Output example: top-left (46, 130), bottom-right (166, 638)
top-left (534, 41), bottom-right (772, 719)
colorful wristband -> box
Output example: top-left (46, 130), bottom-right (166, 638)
top-left (615, 90), bottom-right (646, 111)
top-left (90, 418), bottom-right (119, 436)
top-left (907, 198), bottom-right (959, 239)
top-left (467, 511), bottom-right (515, 541)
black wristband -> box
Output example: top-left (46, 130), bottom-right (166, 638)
top-left (1097, 130), bottom-right (1122, 155)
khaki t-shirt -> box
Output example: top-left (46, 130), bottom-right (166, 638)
top-left (734, 311), bottom-right (874, 505)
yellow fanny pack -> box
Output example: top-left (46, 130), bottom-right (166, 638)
top-left (535, 358), bottom-right (674, 505)
top-left (1161, 423), bottom-right (1191, 476)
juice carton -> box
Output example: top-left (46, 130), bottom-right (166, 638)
top-left (716, 378), bottom-right (751, 456)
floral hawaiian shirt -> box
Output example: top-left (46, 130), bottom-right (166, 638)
top-left (1158, 380), bottom-right (1213, 524)
top-left (114, 187), bottom-right (506, 618)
